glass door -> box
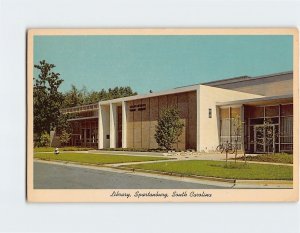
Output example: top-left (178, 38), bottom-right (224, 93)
top-left (254, 125), bottom-right (275, 153)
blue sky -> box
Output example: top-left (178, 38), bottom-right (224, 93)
top-left (34, 35), bottom-right (293, 94)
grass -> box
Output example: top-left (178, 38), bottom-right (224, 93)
top-left (34, 147), bottom-right (94, 152)
top-left (34, 152), bottom-right (170, 165)
top-left (236, 153), bottom-right (293, 164)
top-left (124, 160), bottom-right (293, 180)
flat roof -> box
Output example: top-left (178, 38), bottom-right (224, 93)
top-left (61, 84), bottom-right (199, 113)
top-left (216, 94), bottom-right (293, 107)
top-left (61, 70), bottom-right (292, 112)
top-left (99, 84), bottom-right (199, 105)
top-left (176, 71), bottom-right (293, 89)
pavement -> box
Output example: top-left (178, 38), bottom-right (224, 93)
top-left (34, 161), bottom-right (228, 189)
top-left (34, 159), bottom-right (292, 189)
top-left (34, 150), bottom-right (293, 189)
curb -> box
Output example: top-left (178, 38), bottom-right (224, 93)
top-left (115, 166), bottom-right (236, 183)
top-left (235, 179), bottom-right (293, 185)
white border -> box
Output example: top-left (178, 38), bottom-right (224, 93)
top-left (1, 0), bottom-right (300, 232)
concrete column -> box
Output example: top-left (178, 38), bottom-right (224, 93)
top-left (196, 86), bottom-right (201, 152)
top-left (99, 104), bottom-right (110, 149)
top-left (98, 103), bottom-right (103, 149)
top-left (110, 103), bottom-right (117, 148)
top-left (122, 101), bottom-right (127, 148)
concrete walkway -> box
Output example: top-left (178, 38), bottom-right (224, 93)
top-left (36, 150), bottom-right (292, 166)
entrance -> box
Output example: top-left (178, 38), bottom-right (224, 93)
top-left (254, 124), bottom-right (275, 153)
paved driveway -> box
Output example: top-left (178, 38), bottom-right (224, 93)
top-left (34, 161), bottom-right (225, 189)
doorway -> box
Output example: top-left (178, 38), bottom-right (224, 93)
top-left (254, 124), bottom-right (275, 153)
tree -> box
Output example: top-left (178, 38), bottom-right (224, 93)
top-left (33, 60), bottom-right (64, 137)
top-left (55, 113), bottom-right (71, 134)
top-left (62, 85), bottom-right (84, 108)
top-left (61, 86), bottom-right (138, 108)
top-left (154, 106), bottom-right (184, 150)
top-left (231, 115), bottom-right (243, 163)
top-left (59, 130), bottom-right (72, 146)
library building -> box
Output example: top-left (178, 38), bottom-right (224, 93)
top-left (58, 71), bottom-right (293, 154)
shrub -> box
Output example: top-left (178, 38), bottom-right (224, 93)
top-left (38, 132), bottom-right (51, 147)
top-left (154, 106), bottom-right (184, 150)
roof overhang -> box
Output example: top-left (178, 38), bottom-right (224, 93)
top-left (216, 94), bottom-right (293, 107)
top-left (67, 116), bottom-right (98, 121)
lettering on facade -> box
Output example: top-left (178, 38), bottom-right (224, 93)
top-left (129, 104), bottom-right (146, 112)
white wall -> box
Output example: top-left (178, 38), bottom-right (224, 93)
top-left (198, 85), bottom-right (263, 152)
top-left (110, 103), bottom-right (118, 148)
top-left (99, 105), bottom-right (110, 149)
top-left (122, 101), bottom-right (127, 148)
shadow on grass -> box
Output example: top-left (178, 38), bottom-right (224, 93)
top-left (209, 162), bottom-right (250, 169)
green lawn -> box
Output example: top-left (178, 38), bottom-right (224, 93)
top-left (34, 147), bottom-right (93, 152)
top-left (124, 160), bottom-right (293, 180)
top-left (34, 152), bottom-right (170, 165)
top-left (237, 153), bottom-right (293, 164)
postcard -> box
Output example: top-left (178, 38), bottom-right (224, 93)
top-left (27, 28), bottom-right (299, 202)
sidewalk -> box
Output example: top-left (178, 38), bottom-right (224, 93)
top-left (37, 150), bottom-right (293, 166)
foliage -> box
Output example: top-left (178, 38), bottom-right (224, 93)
top-left (62, 86), bottom-right (137, 108)
top-left (59, 130), bottom-right (72, 146)
top-left (231, 115), bottom-right (243, 163)
top-left (126, 160), bottom-right (293, 180)
top-left (34, 152), bottom-right (170, 164)
top-left (33, 60), bottom-right (138, 148)
top-left (36, 132), bottom-right (51, 147)
top-left (55, 113), bottom-right (71, 134)
top-left (154, 106), bottom-right (184, 150)
top-left (33, 60), bottom-right (64, 136)
top-left (61, 85), bottom-right (84, 108)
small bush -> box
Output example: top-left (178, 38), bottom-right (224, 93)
top-left (37, 132), bottom-right (51, 147)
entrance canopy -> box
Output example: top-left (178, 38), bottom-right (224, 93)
top-left (216, 94), bottom-right (292, 107)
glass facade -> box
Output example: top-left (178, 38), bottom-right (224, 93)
top-left (67, 119), bottom-right (98, 148)
top-left (219, 103), bottom-right (293, 153)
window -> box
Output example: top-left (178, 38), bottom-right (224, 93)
top-left (208, 108), bottom-right (212, 118)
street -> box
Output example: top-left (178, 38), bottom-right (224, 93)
top-left (34, 161), bottom-right (225, 189)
